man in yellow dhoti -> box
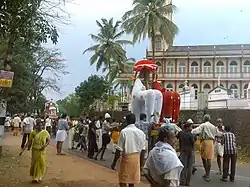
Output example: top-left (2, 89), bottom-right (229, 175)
top-left (192, 114), bottom-right (222, 182)
top-left (12, 114), bottom-right (21, 136)
top-left (20, 118), bottom-right (50, 183)
top-left (111, 113), bottom-right (146, 187)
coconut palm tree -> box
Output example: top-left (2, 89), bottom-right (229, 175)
top-left (104, 57), bottom-right (135, 84)
top-left (83, 18), bottom-right (133, 72)
top-left (122, 0), bottom-right (179, 61)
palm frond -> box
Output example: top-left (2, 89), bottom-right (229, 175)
top-left (96, 56), bottom-right (105, 71)
top-left (116, 40), bottom-right (133, 45)
top-left (157, 13), bottom-right (179, 44)
top-left (156, 4), bottom-right (177, 16)
top-left (113, 30), bottom-right (126, 39)
top-left (122, 10), bottom-right (133, 21)
top-left (82, 44), bottom-right (100, 55)
top-left (108, 18), bottom-right (114, 26)
top-left (102, 66), bottom-right (108, 73)
top-left (96, 20), bottom-right (104, 29)
top-left (114, 20), bottom-right (122, 28)
top-left (101, 18), bottom-right (108, 25)
top-left (132, 4), bottom-right (148, 15)
top-left (113, 81), bottom-right (120, 90)
top-left (89, 34), bottom-right (103, 42)
top-left (89, 53), bottom-right (100, 65)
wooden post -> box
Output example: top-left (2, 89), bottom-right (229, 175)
top-left (0, 99), bottom-right (7, 157)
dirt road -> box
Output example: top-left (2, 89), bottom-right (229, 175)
top-left (0, 134), bottom-right (147, 187)
top-left (1, 134), bottom-right (250, 187)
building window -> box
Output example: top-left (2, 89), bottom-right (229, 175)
top-left (179, 62), bottom-right (186, 73)
top-left (155, 36), bottom-right (162, 51)
top-left (216, 61), bottom-right (225, 73)
top-left (167, 61), bottom-right (174, 73)
top-left (178, 84), bottom-right (184, 92)
top-left (203, 84), bottom-right (211, 93)
top-left (203, 61), bottom-right (211, 73)
top-left (229, 60), bottom-right (238, 73)
top-left (230, 84), bottom-right (238, 98)
top-left (244, 84), bottom-right (248, 98)
top-left (243, 60), bottom-right (250, 73)
top-left (190, 61), bottom-right (199, 73)
top-left (166, 83), bottom-right (173, 91)
top-left (191, 84), bottom-right (198, 99)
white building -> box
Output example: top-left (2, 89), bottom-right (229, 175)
top-left (207, 86), bottom-right (230, 109)
top-left (207, 84), bottom-right (250, 109)
top-left (178, 81), bottom-right (250, 110)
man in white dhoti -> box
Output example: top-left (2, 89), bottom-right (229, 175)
top-left (56, 114), bottom-right (69, 155)
top-left (95, 116), bottom-right (102, 149)
top-left (111, 113), bottom-right (146, 187)
top-left (45, 116), bottom-right (52, 134)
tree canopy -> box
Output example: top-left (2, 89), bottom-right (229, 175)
top-left (75, 75), bottom-right (109, 113)
top-left (122, 0), bottom-right (179, 60)
top-left (83, 18), bottom-right (134, 84)
top-left (0, 0), bottom-right (69, 70)
top-left (1, 40), bottom-right (67, 114)
top-left (56, 94), bottom-right (82, 117)
top-left (0, 0), bottom-right (69, 115)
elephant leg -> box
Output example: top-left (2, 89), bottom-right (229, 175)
top-left (154, 90), bottom-right (163, 123)
top-left (131, 96), bottom-right (142, 123)
top-left (144, 90), bottom-right (155, 123)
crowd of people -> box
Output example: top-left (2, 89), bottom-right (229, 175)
top-left (54, 113), bottom-right (122, 160)
top-left (110, 113), bottom-right (237, 187)
top-left (5, 112), bottom-right (238, 186)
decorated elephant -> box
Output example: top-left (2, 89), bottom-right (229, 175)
top-left (152, 76), bottom-right (181, 123)
top-left (130, 59), bottom-right (180, 124)
top-left (131, 78), bottom-right (163, 123)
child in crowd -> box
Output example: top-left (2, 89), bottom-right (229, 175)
top-left (221, 125), bottom-right (237, 182)
top-left (111, 126), bottom-right (120, 154)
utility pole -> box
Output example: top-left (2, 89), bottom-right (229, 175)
top-left (0, 70), bottom-right (14, 157)
top-left (0, 99), bottom-right (7, 157)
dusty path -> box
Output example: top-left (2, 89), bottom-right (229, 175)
top-left (0, 134), bottom-right (147, 187)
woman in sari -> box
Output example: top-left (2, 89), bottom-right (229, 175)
top-left (19, 118), bottom-right (50, 183)
top-left (143, 126), bottom-right (183, 187)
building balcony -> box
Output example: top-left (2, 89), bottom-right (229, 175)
top-left (157, 72), bottom-right (248, 80)
top-left (118, 72), bottom-right (250, 81)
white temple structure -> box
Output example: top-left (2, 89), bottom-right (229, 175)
top-left (179, 80), bottom-right (198, 110)
top-left (207, 77), bottom-right (250, 109)
top-left (179, 78), bottom-right (250, 110)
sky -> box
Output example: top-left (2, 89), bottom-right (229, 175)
top-left (44, 0), bottom-right (250, 100)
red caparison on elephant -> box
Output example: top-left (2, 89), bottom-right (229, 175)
top-left (152, 74), bottom-right (181, 123)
